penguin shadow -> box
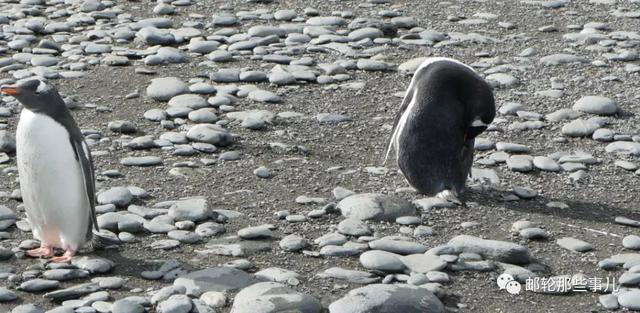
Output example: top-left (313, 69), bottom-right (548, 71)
top-left (88, 248), bottom-right (160, 278)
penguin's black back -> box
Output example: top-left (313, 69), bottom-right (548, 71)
top-left (393, 59), bottom-right (495, 196)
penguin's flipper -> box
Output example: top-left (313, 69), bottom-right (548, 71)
top-left (461, 138), bottom-right (475, 181)
top-left (69, 135), bottom-right (98, 234)
top-left (70, 132), bottom-right (122, 250)
top-left (384, 86), bottom-right (416, 165)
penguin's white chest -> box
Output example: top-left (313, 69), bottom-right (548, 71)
top-left (16, 109), bottom-right (90, 250)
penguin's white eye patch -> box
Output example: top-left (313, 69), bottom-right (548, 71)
top-left (35, 81), bottom-right (48, 94)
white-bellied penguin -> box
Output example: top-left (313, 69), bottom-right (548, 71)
top-left (1, 79), bottom-right (117, 262)
top-left (384, 57), bottom-right (495, 203)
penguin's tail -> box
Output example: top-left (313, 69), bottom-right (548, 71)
top-left (91, 229), bottom-right (122, 250)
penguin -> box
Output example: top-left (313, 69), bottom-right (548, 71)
top-left (384, 57), bottom-right (495, 203)
top-left (1, 79), bottom-right (115, 262)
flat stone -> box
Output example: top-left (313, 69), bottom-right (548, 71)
top-left (533, 156), bottom-right (561, 172)
top-left (186, 124), bottom-right (232, 146)
top-left (337, 219), bottom-right (372, 236)
top-left (623, 235), bottom-right (640, 250)
top-left (573, 96), bottom-right (618, 115)
top-left (173, 267), bottom-right (257, 296)
top-left (0, 287), bottom-right (17, 302)
top-left (279, 234), bottom-right (310, 252)
top-left (506, 156), bottom-right (533, 172)
top-left (368, 239), bottom-right (427, 255)
top-left (599, 294), bottom-right (619, 310)
top-left (337, 193), bottom-right (416, 222)
top-left (248, 90), bottom-right (281, 103)
top-left (19, 279), bottom-right (60, 292)
top-left (146, 77), bottom-right (189, 101)
top-left (169, 198), bottom-right (211, 222)
top-left (43, 283), bottom-right (101, 302)
top-left (157, 294), bottom-right (192, 313)
top-left (72, 257), bottom-right (114, 274)
top-left (618, 290), bottom-right (640, 310)
top-left (401, 254), bottom-right (447, 273)
top-left (359, 250), bottom-right (406, 273)
top-left (448, 235), bottom-right (531, 264)
top-left (318, 267), bottom-right (380, 284)
top-left (238, 225), bottom-right (273, 239)
top-left (557, 237), bottom-right (594, 252)
top-left (97, 187), bottom-right (133, 207)
top-left (605, 142), bottom-right (640, 156)
top-left (112, 298), bottom-right (145, 313)
top-left (328, 284), bottom-right (444, 313)
top-left (520, 228), bottom-right (549, 240)
top-left (230, 282), bottom-right (321, 313)
top-left (561, 119), bottom-right (600, 137)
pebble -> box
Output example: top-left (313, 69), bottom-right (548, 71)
top-left (623, 235), bottom-right (640, 250)
top-left (157, 295), bottom-right (192, 313)
top-left (97, 187), bottom-right (133, 207)
top-left (121, 156), bottom-right (163, 166)
top-left (248, 90), bottom-right (281, 103)
top-left (562, 119), bottom-right (599, 137)
top-left (573, 96), bottom-right (618, 115)
top-left (0, 287), bottom-right (17, 302)
top-left (338, 219), bottom-right (372, 236)
top-left (506, 156), bottom-right (533, 172)
top-left (279, 234), bottom-right (310, 252)
top-left (402, 254), bottom-right (447, 273)
top-left (230, 282), bottom-right (321, 313)
top-left (169, 198), bottom-right (210, 222)
top-left (606, 142), bottom-right (640, 155)
top-left (520, 228), bottom-right (549, 240)
top-left (557, 237), bottom-right (594, 252)
top-left (619, 290), bottom-right (640, 310)
top-left (599, 294), bottom-right (619, 310)
top-left (173, 267), bottom-right (256, 297)
top-left (533, 156), bottom-right (561, 172)
top-left (368, 239), bottom-right (427, 255)
top-left (328, 284), bottom-right (444, 313)
top-left (238, 225), bottom-right (273, 239)
top-left (615, 216), bottom-right (640, 227)
top-left (319, 267), bottom-right (380, 284)
top-left (146, 77), bottom-right (189, 101)
top-left (337, 193), bottom-right (416, 222)
top-left (19, 279), bottom-right (60, 292)
top-left (253, 166), bottom-right (272, 178)
top-left (359, 250), bottom-right (406, 273)
top-left (112, 299), bottom-right (145, 313)
top-left (448, 235), bottom-right (531, 264)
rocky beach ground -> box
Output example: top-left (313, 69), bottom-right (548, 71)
top-left (1, 0), bottom-right (640, 312)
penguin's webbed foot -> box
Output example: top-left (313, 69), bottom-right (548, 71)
top-left (50, 250), bottom-right (75, 263)
top-left (26, 245), bottom-right (54, 258)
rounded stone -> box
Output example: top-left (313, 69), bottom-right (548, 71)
top-left (573, 96), bottom-right (618, 115)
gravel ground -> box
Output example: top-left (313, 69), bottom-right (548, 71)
top-left (1, 0), bottom-right (640, 312)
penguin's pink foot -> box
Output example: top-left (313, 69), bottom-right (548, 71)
top-left (51, 250), bottom-right (75, 263)
top-left (26, 245), bottom-right (54, 258)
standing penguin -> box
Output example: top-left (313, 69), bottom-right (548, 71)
top-left (384, 58), bottom-right (495, 203)
top-left (1, 79), bottom-right (109, 262)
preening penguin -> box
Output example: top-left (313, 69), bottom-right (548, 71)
top-left (385, 58), bottom-right (495, 203)
top-left (1, 80), bottom-right (115, 262)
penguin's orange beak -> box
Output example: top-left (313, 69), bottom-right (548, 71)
top-left (0, 86), bottom-right (19, 96)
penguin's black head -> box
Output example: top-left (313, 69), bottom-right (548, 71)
top-left (1, 79), bottom-right (59, 111)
